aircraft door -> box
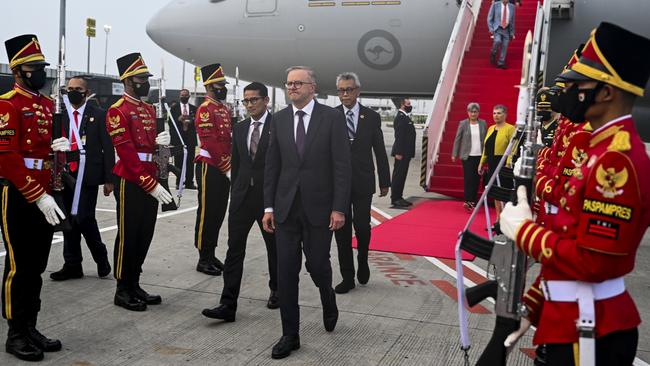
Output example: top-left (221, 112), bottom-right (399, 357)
top-left (246, 0), bottom-right (277, 16)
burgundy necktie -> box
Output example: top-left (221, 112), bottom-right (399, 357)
top-left (70, 110), bottom-right (79, 172)
top-left (295, 110), bottom-right (306, 158)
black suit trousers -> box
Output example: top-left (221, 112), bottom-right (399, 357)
top-left (113, 176), bottom-right (158, 288)
top-left (275, 192), bottom-right (334, 336)
top-left (194, 161), bottom-right (229, 260)
top-left (334, 192), bottom-right (372, 281)
top-left (391, 157), bottom-right (411, 201)
top-left (220, 187), bottom-right (277, 308)
top-left (62, 183), bottom-right (108, 267)
top-left (1, 185), bottom-right (54, 326)
top-left (174, 147), bottom-right (196, 187)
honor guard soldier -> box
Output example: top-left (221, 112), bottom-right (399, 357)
top-left (193, 63), bottom-right (232, 276)
top-left (106, 53), bottom-right (173, 311)
top-left (536, 87), bottom-right (559, 148)
top-left (501, 22), bottom-right (650, 365)
top-left (0, 34), bottom-right (70, 362)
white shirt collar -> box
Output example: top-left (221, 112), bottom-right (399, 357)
top-left (294, 98), bottom-right (315, 116)
top-left (251, 110), bottom-right (268, 125)
top-left (72, 102), bottom-right (87, 119)
top-left (343, 102), bottom-right (360, 116)
top-left (592, 114), bottom-right (632, 135)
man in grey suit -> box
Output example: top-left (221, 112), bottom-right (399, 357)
top-left (262, 66), bottom-right (351, 359)
top-left (488, 0), bottom-right (516, 69)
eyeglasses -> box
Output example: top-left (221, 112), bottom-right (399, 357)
top-left (336, 87), bottom-right (358, 95)
top-left (285, 81), bottom-right (313, 89)
top-left (242, 97), bottom-right (263, 105)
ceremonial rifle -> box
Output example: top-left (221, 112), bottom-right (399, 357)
top-left (51, 34), bottom-right (72, 232)
top-left (154, 62), bottom-right (178, 211)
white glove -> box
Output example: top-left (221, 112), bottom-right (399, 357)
top-left (513, 158), bottom-right (522, 177)
top-left (499, 186), bottom-right (533, 240)
top-left (504, 317), bottom-right (531, 348)
top-left (51, 137), bottom-right (70, 152)
top-left (225, 170), bottom-right (231, 180)
top-left (35, 193), bottom-right (66, 226)
top-left (149, 183), bottom-right (173, 204)
top-left (155, 131), bottom-right (171, 146)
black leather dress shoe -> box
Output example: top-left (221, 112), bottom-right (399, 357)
top-left (201, 304), bottom-right (236, 322)
top-left (6, 332), bottom-right (43, 361)
top-left (50, 265), bottom-right (83, 281)
top-left (334, 280), bottom-right (355, 294)
top-left (212, 258), bottom-right (225, 271)
top-left (97, 259), bottom-right (111, 278)
top-left (27, 327), bottom-right (61, 352)
top-left (114, 289), bottom-right (147, 311)
top-left (399, 199), bottom-right (413, 206)
top-left (196, 261), bottom-right (222, 276)
top-left (357, 261), bottom-right (370, 285)
top-left (267, 291), bottom-right (279, 309)
top-left (391, 200), bottom-right (410, 208)
top-left (322, 290), bottom-right (338, 332)
top-left (134, 286), bottom-right (162, 305)
top-left (271, 335), bottom-right (300, 359)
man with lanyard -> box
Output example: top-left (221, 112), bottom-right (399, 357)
top-left (500, 22), bottom-right (650, 365)
top-left (0, 34), bottom-right (70, 361)
top-left (193, 63), bottom-right (232, 276)
top-left (106, 52), bottom-right (173, 312)
top-left (49, 76), bottom-right (114, 281)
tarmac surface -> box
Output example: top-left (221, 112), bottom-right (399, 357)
top-left (0, 122), bottom-right (648, 365)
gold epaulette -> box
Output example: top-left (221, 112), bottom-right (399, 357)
top-left (111, 98), bottom-right (125, 109)
top-left (0, 90), bottom-right (16, 100)
top-left (608, 131), bottom-right (631, 152)
top-left (42, 94), bottom-right (53, 102)
top-left (201, 101), bottom-right (210, 107)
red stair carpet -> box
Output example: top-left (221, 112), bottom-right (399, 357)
top-left (428, 0), bottom-right (539, 199)
top-left (355, 200), bottom-right (497, 260)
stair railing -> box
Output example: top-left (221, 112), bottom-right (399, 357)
top-left (424, 0), bottom-right (483, 190)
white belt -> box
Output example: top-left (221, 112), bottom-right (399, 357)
top-left (199, 149), bottom-right (212, 158)
top-left (543, 277), bottom-right (625, 366)
top-left (545, 202), bottom-right (559, 215)
top-left (24, 158), bottom-right (45, 170)
top-left (542, 277), bottom-right (625, 302)
top-left (138, 152), bottom-right (154, 162)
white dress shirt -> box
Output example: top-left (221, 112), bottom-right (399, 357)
top-left (293, 98), bottom-right (315, 141)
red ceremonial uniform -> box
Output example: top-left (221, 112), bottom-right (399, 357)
top-left (105, 93), bottom-right (158, 192)
top-left (0, 84), bottom-right (54, 202)
top-left (195, 96), bottom-right (231, 172)
top-left (515, 115), bottom-right (649, 345)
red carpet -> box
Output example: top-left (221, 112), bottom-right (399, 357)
top-left (356, 200), bottom-right (496, 260)
top-left (428, 0), bottom-right (538, 199)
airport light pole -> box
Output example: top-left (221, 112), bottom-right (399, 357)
top-left (103, 25), bottom-right (111, 75)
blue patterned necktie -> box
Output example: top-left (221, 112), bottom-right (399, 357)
top-left (346, 109), bottom-right (355, 140)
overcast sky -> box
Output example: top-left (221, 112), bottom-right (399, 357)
top-left (4, 1), bottom-right (209, 90)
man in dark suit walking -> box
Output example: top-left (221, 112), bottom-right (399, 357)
top-left (202, 82), bottom-right (279, 322)
top-left (333, 72), bottom-right (390, 293)
top-left (262, 66), bottom-right (351, 359)
top-left (390, 97), bottom-right (416, 208)
top-left (169, 88), bottom-right (197, 189)
top-left (50, 76), bottom-right (114, 281)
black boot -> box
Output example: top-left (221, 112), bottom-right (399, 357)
top-left (114, 283), bottom-right (147, 312)
top-left (25, 317), bottom-right (61, 353)
top-left (201, 304), bottom-right (236, 322)
top-left (133, 285), bottom-right (162, 305)
top-left (6, 321), bottom-right (44, 362)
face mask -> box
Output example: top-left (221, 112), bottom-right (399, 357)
top-left (558, 83), bottom-right (602, 124)
top-left (214, 87), bottom-right (227, 101)
top-left (404, 105), bottom-right (413, 113)
top-left (549, 93), bottom-right (561, 113)
top-left (20, 68), bottom-right (46, 91)
top-left (132, 80), bottom-right (151, 98)
top-left (67, 90), bottom-right (86, 105)
top-left (180, 96), bottom-right (190, 104)
top-left (537, 110), bottom-right (552, 122)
